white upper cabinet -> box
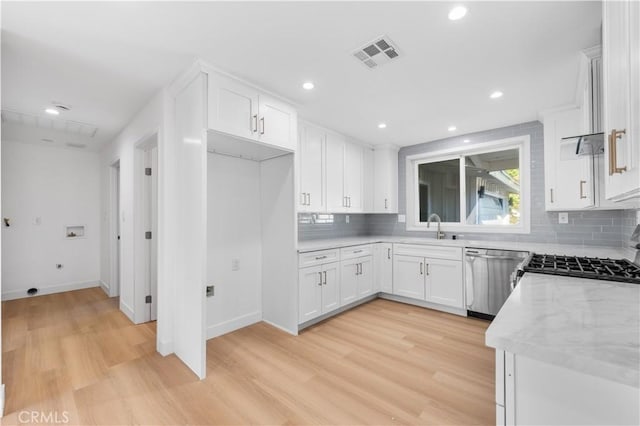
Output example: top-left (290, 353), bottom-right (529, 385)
top-left (208, 73), bottom-right (258, 140)
top-left (543, 107), bottom-right (595, 210)
top-left (603, 0), bottom-right (640, 201)
top-left (207, 71), bottom-right (297, 152)
top-left (373, 146), bottom-right (399, 213)
top-left (344, 142), bottom-right (364, 212)
top-left (298, 123), bottom-right (325, 212)
top-left (326, 132), bottom-right (347, 212)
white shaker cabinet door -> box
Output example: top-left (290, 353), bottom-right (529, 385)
top-left (425, 258), bottom-right (464, 308)
top-left (357, 257), bottom-right (374, 298)
top-left (299, 124), bottom-right (325, 212)
top-left (208, 74), bottom-right (259, 140)
top-left (258, 94), bottom-right (297, 152)
top-left (321, 262), bottom-right (340, 314)
top-left (393, 255), bottom-right (425, 300)
top-left (325, 133), bottom-right (346, 212)
top-left (340, 258), bottom-right (359, 306)
top-left (344, 142), bottom-right (364, 212)
top-left (299, 266), bottom-right (323, 323)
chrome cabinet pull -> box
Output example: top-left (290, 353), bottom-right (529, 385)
top-left (384, 198), bottom-right (388, 209)
top-left (426, 264), bottom-right (430, 276)
top-left (348, 197), bottom-right (351, 207)
top-left (609, 129), bottom-right (627, 175)
top-left (343, 196), bottom-right (347, 207)
top-left (323, 271), bottom-right (327, 285)
top-left (301, 192), bottom-right (305, 205)
top-left (307, 193), bottom-right (311, 206)
top-left (353, 249), bottom-right (363, 254)
top-left (252, 114), bottom-right (258, 132)
top-left (420, 262), bottom-right (423, 275)
top-left (260, 117), bottom-right (265, 135)
top-left (315, 255), bottom-right (327, 260)
top-left (550, 188), bottom-right (554, 203)
top-left (387, 248), bottom-right (391, 259)
top-left (579, 180), bottom-right (587, 199)
top-left (318, 272), bottom-right (322, 286)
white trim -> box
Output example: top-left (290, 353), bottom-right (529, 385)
top-left (1, 281), bottom-right (100, 301)
top-left (206, 311), bottom-right (262, 340)
top-left (0, 384), bottom-right (4, 418)
top-left (262, 318), bottom-right (298, 336)
top-left (157, 339), bottom-right (174, 356)
top-left (405, 135), bottom-right (531, 234)
top-left (298, 294), bottom-right (378, 331)
top-left (120, 300), bottom-right (135, 323)
top-left (378, 293), bottom-right (467, 316)
top-left (99, 280), bottom-right (110, 296)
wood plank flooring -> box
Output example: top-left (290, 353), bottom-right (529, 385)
top-left (2, 287), bottom-right (494, 425)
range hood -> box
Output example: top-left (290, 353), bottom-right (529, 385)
top-left (561, 132), bottom-right (605, 156)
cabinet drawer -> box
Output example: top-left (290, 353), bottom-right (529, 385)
top-left (393, 244), bottom-right (462, 261)
top-left (340, 244), bottom-right (373, 260)
top-left (298, 249), bottom-right (339, 268)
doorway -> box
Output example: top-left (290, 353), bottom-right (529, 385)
top-left (135, 134), bottom-right (158, 323)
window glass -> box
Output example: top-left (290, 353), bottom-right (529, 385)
top-left (464, 149), bottom-right (520, 225)
top-left (418, 158), bottom-right (460, 223)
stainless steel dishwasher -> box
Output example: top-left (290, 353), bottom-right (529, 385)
top-left (464, 248), bottom-right (529, 319)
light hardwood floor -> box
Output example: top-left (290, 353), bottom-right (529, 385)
top-left (2, 287), bottom-right (494, 425)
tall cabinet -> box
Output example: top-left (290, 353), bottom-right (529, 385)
top-left (603, 0), bottom-right (640, 201)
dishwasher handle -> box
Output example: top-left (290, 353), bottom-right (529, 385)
top-left (465, 253), bottom-right (526, 261)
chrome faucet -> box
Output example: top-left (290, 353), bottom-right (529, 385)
top-left (427, 213), bottom-right (445, 240)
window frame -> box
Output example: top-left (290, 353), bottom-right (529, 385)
top-left (405, 135), bottom-right (531, 234)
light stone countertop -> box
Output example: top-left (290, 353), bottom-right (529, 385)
top-left (297, 236), bottom-right (636, 260)
top-left (485, 273), bottom-right (640, 388)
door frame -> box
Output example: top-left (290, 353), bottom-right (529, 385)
top-left (134, 132), bottom-right (159, 324)
top-left (109, 160), bottom-right (121, 298)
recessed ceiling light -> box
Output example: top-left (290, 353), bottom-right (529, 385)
top-left (448, 126), bottom-right (457, 132)
top-left (448, 6), bottom-right (468, 21)
top-left (490, 91), bottom-right (504, 99)
top-left (302, 82), bottom-right (315, 90)
top-left (463, 139), bottom-right (470, 143)
top-left (378, 123), bottom-right (387, 129)
top-left (45, 108), bottom-right (59, 116)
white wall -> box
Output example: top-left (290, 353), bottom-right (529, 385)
top-left (1, 141), bottom-right (101, 300)
top-left (206, 153), bottom-right (262, 338)
top-left (99, 91), bottom-right (165, 325)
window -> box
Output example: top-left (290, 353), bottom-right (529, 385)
top-left (406, 136), bottom-right (530, 233)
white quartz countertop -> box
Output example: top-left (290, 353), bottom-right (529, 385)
top-left (297, 236), bottom-right (636, 260)
top-left (485, 273), bottom-right (640, 388)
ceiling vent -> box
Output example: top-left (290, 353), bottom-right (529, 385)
top-left (1, 109), bottom-right (98, 138)
top-left (352, 35), bottom-right (401, 69)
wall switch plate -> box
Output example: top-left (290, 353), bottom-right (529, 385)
top-left (558, 212), bottom-right (569, 224)
top-left (398, 214), bottom-right (406, 223)
top-left (345, 215), bottom-right (350, 224)
top-left (231, 259), bottom-right (239, 271)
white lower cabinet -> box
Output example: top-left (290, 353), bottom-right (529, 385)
top-left (374, 243), bottom-right (393, 293)
top-left (298, 261), bottom-right (340, 323)
top-left (392, 244), bottom-right (464, 309)
top-left (340, 256), bottom-right (373, 306)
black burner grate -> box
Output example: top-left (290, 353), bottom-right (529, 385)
top-left (523, 254), bottom-right (640, 284)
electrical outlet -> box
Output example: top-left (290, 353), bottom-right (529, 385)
top-left (558, 212), bottom-right (569, 224)
top-left (398, 214), bottom-right (406, 223)
top-left (231, 259), bottom-right (239, 271)
top-left (345, 215), bottom-right (350, 224)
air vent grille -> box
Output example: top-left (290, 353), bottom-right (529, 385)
top-left (1, 109), bottom-right (98, 138)
top-left (352, 35), bottom-right (401, 70)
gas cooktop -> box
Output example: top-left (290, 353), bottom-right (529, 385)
top-left (522, 253), bottom-right (640, 284)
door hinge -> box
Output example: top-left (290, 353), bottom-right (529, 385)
top-left (145, 295), bottom-right (152, 303)
top-left (145, 167), bottom-right (152, 176)
top-left (145, 231), bottom-right (152, 239)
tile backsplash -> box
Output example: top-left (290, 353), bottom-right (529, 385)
top-left (299, 121), bottom-right (640, 247)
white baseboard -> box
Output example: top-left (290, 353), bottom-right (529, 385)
top-left (99, 280), bottom-right (110, 296)
top-left (378, 293), bottom-right (467, 316)
top-left (0, 383), bottom-right (4, 418)
top-left (157, 339), bottom-right (174, 356)
top-left (1, 280), bottom-right (100, 301)
top-left (207, 311), bottom-right (261, 340)
top-left (262, 318), bottom-right (299, 336)
top-left (120, 300), bottom-right (135, 322)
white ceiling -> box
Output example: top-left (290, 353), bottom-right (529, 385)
top-left (1, 1), bottom-right (602, 150)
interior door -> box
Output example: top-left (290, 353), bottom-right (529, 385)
top-left (357, 257), bottom-right (374, 298)
top-left (208, 73), bottom-right (258, 140)
top-left (299, 265), bottom-right (323, 323)
top-left (144, 145), bottom-right (159, 321)
top-left (259, 94), bottom-right (296, 151)
top-left (325, 133), bottom-right (346, 212)
top-left (393, 255), bottom-right (425, 299)
top-left (425, 258), bottom-right (463, 308)
top-left (340, 258), bottom-right (359, 306)
top-left (321, 262), bottom-right (340, 314)
top-left (299, 124), bottom-right (325, 212)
